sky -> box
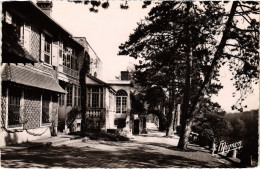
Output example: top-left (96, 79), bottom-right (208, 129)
top-left (51, 1), bottom-right (259, 113)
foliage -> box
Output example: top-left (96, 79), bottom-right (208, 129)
top-left (66, 107), bottom-right (81, 128)
top-left (71, 1), bottom-right (150, 12)
top-left (118, 1), bottom-right (259, 149)
top-left (130, 92), bottom-right (145, 115)
top-left (225, 110), bottom-right (258, 166)
top-left (84, 131), bottom-right (130, 141)
top-left (119, 1), bottom-right (226, 140)
top-left (192, 99), bottom-right (228, 145)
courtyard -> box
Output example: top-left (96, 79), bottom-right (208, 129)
top-left (1, 124), bottom-right (238, 168)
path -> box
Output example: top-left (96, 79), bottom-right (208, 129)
top-left (1, 125), bottom-right (237, 168)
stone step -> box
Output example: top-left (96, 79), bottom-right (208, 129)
top-left (31, 137), bottom-right (71, 146)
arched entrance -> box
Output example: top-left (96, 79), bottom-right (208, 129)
top-left (147, 110), bottom-right (167, 132)
top-left (135, 110), bottom-right (167, 135)
top-left (146, 114), bottom-right (159, 132)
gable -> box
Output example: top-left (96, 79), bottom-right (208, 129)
top-left (86, 76), bottom-right (103, 85)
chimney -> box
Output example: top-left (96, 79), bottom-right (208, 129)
top-left (36, 1), bottom-right (53, 17)
top-left (121, 71), bottom-right (130, 81)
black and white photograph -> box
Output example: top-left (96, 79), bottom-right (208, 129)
top-left (0, 1), bottom-right (259, 168)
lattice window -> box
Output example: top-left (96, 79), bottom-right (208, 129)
top-left (42, 94), bottom-right (50, 124)
top-left (116, 90), bottom-right (127, 113)
top-left (8, 88), bottom-right (22, 127)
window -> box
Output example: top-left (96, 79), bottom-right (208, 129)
top-left (114, 119), bottom-right (126, 128)
top-left (59, 83), bottom-right (65, 106)
top-left (44, 35), bottom-right (52, 64)
top-left (66, 54), bottom-right (71, 68)
top-left (59, 41), bottom-right (63, 59)
top-left (67, 85), bottom-right (73, 106)
top-left (12, 14), bottom-right (24, 44)
top-left (63, 53), bottom-right (67, 66)
top-left (87, 87), bottom-right (103, 108)
top-left (5, 11), bottom-right (12, 24)
top-left (59, 94), bottom-right (64, 106)
top-left (74, 86), bottom-right (81, 107)
top-left (42, 94), bottom-right (50, 124)
top-left (8, 88), bottom-right (21, 127)
top-left (116, 90), bottom-right (127, 113)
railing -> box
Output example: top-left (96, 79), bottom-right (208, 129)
top-left (85, 108), bottom-right (106, 130)
top-left (59, 65), bottom-right (79, 78)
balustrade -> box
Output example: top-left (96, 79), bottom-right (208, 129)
top-left (59, 65), bottom-right (79, 78)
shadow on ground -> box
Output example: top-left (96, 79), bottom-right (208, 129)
top-left (1, 140), bottom-right (231, 168)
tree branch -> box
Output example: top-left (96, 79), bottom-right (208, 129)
top-left (189, 2), bottom-right (239, 117)
top-left (223, 53), bottom-right (258, 72)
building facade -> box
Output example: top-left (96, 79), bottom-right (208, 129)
top-left (71, 38), bottom-right (133, 136)
top-left (1, 1), bottom-right (133, 146)
top-left (0, 1), bottom-right (84, 146)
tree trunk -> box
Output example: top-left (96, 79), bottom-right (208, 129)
top-left (166, 110), bottom-right (174, 136)
top-left (80, 52), bottom-right (90, 136)
top-left (158, 113), bottom-right (166, 131)
top-left (176, 2), bottom-right (193, 149)
top-left (177, 2), bottom-right (240, 150)
top-left (166, 51), bottom-right (176, 136)
top-left (177, 119), bottom-right (192, 149)
top-left (141, 116), bottom-right (147, 134)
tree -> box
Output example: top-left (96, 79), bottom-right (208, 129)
top-left (119, 1), bottom-right (259, 150)
top-left (144, 86), bottom-right (167, 131)
top-left (68, 1), bottom-right (258, 151)
top-left (119, 1), bottom-right (224, 142)
top-left (131, 81), bottom-right (167, 131)
top-left (178, 1), bottom-right (259, 150)
top-left (192, 99), bottom-right (229, 146)
top-left (79, 52), bottom-right (90, 136)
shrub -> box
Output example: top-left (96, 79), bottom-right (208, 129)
top-left (85, 131), bottom-right (130, 141)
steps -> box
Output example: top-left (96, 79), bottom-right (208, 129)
top-left (30, 135), bottom-right (82, 146)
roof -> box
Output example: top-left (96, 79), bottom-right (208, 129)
top-left (2, 23), bottom-right (38, 63)
top-left (2, 64), bottom-right (67, 94)
top-left (107, 80), bottom-right (132, 85)
top-left (74, 37), bottom-right (101, 61)
top-left (3, 1), bottom-right (84, 49)
top-left (86, 74), bottom-right (116, 93)
top-left (29, 1), bottom-right (84, 49)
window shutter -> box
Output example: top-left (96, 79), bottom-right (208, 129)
top-left (40, 33), bottom-right (45, 61)
top-left (52, 41), bottom-right (58, 66)
top-left (23, 23), bottom-right (31, 52)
